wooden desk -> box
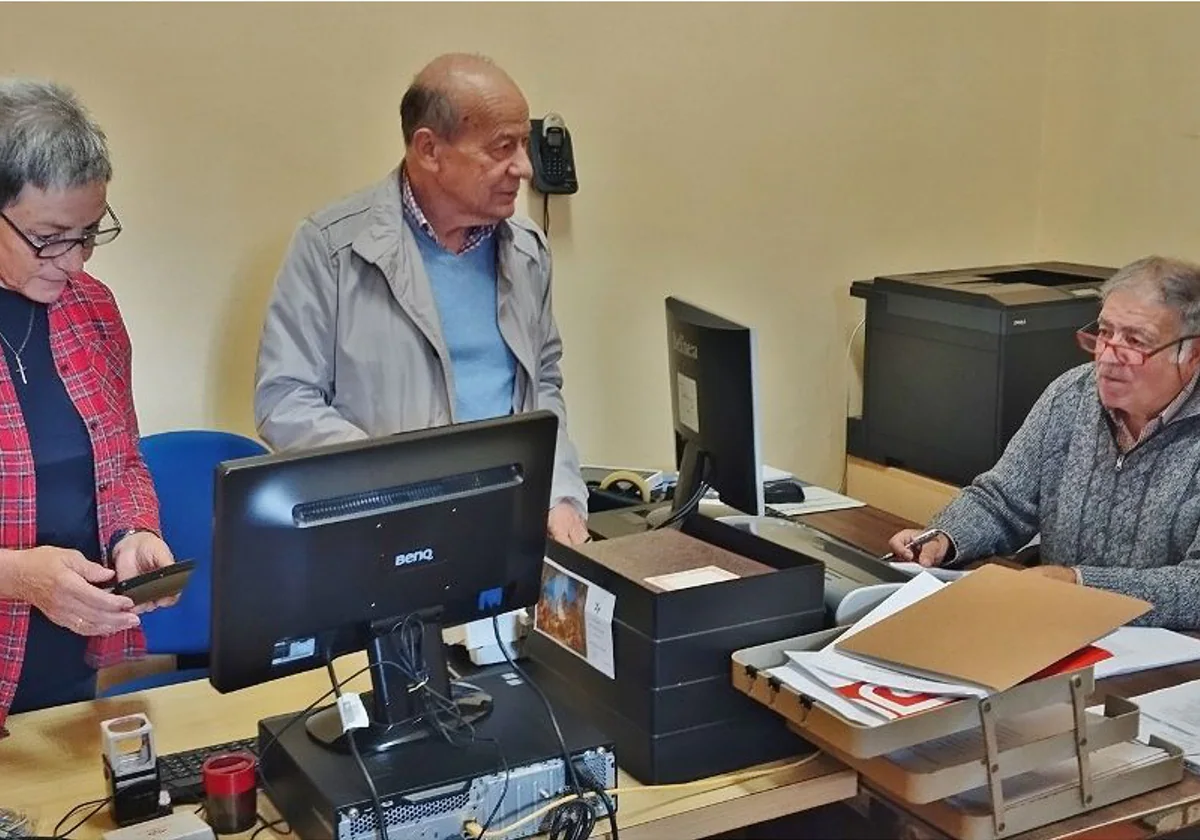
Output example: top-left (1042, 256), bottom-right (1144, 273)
top-left (1, 652), bottom-right (855, 839)
top-left (803, 504), bottom-right (914, 559)
top-left (11, 501), bottom-right (1200, 840)
top-left (793, 506), bottom-right (1200, 840)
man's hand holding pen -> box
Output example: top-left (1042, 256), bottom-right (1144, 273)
top-left (882, 527), bottom-right (952, 567)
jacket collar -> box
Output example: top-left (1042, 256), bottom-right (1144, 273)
top-left (351, 166), bottom-right (543, 277)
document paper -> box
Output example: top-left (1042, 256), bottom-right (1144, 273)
top-left (1092, 627), bottom-right (1200, 679)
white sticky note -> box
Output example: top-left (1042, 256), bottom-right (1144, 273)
top-left (676, 372), bottom-right (700, 433)
top-left (337, 692), bottom-right (370, 731)
top-left (644, 565), bottom-right (739, 591)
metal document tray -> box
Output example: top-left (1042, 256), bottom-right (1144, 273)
top-left (732, 627), bottom-right (1101, 760)
top-left (732, 627), bottom-right (1184, 840)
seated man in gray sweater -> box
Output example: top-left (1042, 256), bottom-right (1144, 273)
top-left (888, 255), bottom-right (1200, 628)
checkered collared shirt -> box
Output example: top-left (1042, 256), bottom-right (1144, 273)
top-left (1107, 369), bottom-right (1200, 454)
top-left (0, 272), bottom-right (159, 732)
top-left (400, 167), bottom-right (496, 255)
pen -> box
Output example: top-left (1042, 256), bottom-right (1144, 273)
top-left (879, 528), bottom-right (944, 562)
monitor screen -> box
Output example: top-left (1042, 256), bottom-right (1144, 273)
top-left (665, 297), bottom-right (764, 518)
top-left (209, 411), bottom-right (557, 754)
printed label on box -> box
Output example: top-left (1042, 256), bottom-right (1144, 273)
top-left (644, 565), bottom-right (739, 591)
top-left (534, 557), bottom-right (616, 679)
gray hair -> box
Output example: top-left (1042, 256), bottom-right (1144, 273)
top-left (1101, 256), bottom-right (1200, 336)
top-left (399, 83), bottom-right (460, 146)
top-left (0, 78), bottom-right (111, 209)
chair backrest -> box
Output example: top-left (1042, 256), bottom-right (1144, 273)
top-left (137, 430), bottom-right (268, 655)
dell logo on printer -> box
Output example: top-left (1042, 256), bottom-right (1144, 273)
top-left (673, 332), bottom-right (699, 360)
top-left (394, 547), bottom-right (435, 567)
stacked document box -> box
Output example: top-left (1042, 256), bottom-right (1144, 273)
top-left (526, 514), bottom-right (826, 783)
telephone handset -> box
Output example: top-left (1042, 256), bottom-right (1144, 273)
top-left (529, 113), bottom-right (579, 195)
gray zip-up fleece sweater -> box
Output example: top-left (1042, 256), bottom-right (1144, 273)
top-left (931, 363), bottom-right (1200, 629)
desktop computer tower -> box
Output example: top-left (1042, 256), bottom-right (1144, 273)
top-left (258, 671), bottom-right (616, 840)
top-left (849, 262), bottom-right (1113, 487)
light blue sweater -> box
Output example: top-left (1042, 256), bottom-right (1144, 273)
top-left (412, 228), bottom-right (516, 422)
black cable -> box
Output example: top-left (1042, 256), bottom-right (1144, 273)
top-left (576, 768), bottom-right (618, 840)
top-left (52, 796), bottom-right (110, 838)
top-left (491, 616), bottom-right (580, 791)
top-left (546, 799), bottom-right (596, 840)
top-left (254, 623), bottom-right (507, 840)
top-left (491, 616), bottom-right (617, 840)
top-left (250, 814), bottom-right (291, 840)
top-left (256, 660), bottom-right (378, 769)
top-left (661, 481), bottom-right (710, 528)
top-left (325, 651), bottom-right (387, 840)
top-left (654, 481), bottom-right (710, 531)
top-left (543, 193), bottom-right (551, 236)
top-left (323, 638), bottom-right (491, 840)
top-left (372, 617), bottom-right (510, 837)
top-left (475, 732), bottom-right (509, 837)
top-left (255, 652), bottom-right (449, 840)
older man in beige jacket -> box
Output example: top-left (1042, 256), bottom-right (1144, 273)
top-left (254, 54), bottom-right (588, 544)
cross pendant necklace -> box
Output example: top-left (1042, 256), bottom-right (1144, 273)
top-left (0, 305), bottom-right (36, 385)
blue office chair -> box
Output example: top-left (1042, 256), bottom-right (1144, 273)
top-left (101, 430), bottom-right (268, 697)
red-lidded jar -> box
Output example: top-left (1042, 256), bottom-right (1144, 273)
top-left (202, 751), bottom-right (257, 834)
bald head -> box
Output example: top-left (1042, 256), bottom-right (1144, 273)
top-left (399, 53), bottom-right (525, 146)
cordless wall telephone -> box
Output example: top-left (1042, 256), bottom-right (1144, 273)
top-left (529, 113), bottom-right (579, 195)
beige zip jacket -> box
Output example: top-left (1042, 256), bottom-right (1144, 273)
top-left (254, 168), bottom-right (587, 511)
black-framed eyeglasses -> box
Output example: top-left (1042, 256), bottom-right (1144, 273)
top-left (0, 203), bottom-right (122, 259)
top-left (1075, 320), bottom-right (1200, 366)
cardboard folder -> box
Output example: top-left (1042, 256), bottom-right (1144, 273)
top-left (834, 564), bottom-right (1151, 692)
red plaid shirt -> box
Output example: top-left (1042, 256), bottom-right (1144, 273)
top-left (0, 272), bottom-right (159, 731)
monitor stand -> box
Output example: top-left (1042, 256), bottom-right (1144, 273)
top-left (305, 614), bottom-right (493, 755)
top-left (588, 443), bottom-right (712, 540)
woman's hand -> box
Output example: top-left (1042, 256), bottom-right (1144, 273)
top-left (0, 547), bottom-right (138, 635)
top-left (112, 532), bottom-right (179, 614)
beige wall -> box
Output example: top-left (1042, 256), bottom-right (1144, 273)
top-left (1037, 4), bottom-right (1200, 265)
top-left (2, 3), bottom-right (1053, 487)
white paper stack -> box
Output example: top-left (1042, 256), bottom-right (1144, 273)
top-left (765, 573), bottom-right (983, 727)
top-left (1092, 627), bottom-right (1200, 679)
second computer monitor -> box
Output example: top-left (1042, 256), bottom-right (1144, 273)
top-left (666, 296), bottom-right (764, 517)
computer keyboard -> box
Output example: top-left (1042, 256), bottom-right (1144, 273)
top-left (159, 737), bottom-right (258, 805)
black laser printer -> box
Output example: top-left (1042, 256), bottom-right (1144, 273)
top-left (849, 261), bottom-right (1115, 487)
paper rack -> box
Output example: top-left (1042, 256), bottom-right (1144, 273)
top-left (733, 627), bottom-right (1184, 840)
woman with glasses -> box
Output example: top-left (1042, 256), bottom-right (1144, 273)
top-left (0, 79), bottom-right (177, 728)
top-left (888, 255), bottom-right (1200, 629)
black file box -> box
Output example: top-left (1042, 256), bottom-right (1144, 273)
top-left (526, 514), bottom-right (825, 783)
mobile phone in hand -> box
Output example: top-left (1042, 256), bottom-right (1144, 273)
top-left (111, 559), bottom-right (195, 605)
